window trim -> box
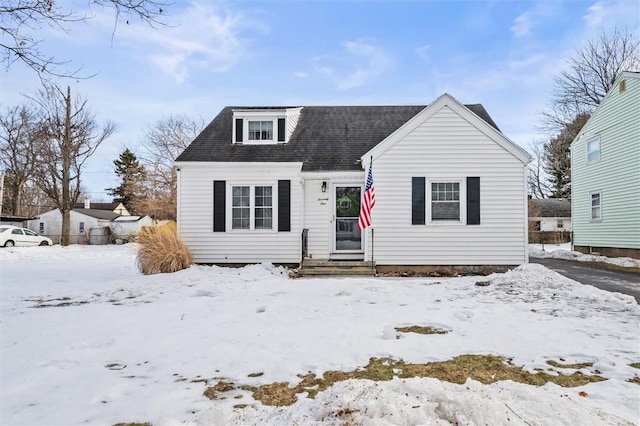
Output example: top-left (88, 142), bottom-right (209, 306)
top-left (227, 183), bottom-right (277, 231)
top-left (590, 191), bottom-right (602, 222)
top-left (586, 136), bottom-right (600, 163)
top-left (428, 180), bottom-right (463, 223)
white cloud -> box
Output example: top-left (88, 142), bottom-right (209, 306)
top-left (510, 2), bottom-right (558, 37)
top-left (310, 39), bottom-right (392, 91)
top-left (511, 13), bottom-right (534, 37)
top-left (415, 44), bottom-right (431, 60)
top-left (104, 1), bottom-right (266, 82)
top-left (583, 0), bottom-right (640, 29)
top-left (340, 39), bottom-right (392, 90)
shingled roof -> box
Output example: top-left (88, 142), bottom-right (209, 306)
top-left (74, 209), bottom-right (120, 221)
top-left (528, 199), bottom-right (571, 218)
top-left (176, 104), bottom-right (501, 172)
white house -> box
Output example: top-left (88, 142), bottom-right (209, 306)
top-left (528, 198), bottom-right (572, 232)
top-left (28, 208), bottom-right (119, 245)
top-left (175, 94), bottom-right (531, 273)
top-left (109, 215), bottom-right (154, 241)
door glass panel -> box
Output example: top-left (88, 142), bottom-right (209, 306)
top-left (335, 187), bottom-right (362, 251)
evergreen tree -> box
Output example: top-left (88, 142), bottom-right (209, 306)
top-left (107, 149), bottom-right (146, 213)
top-left (543, 113), bottom-right (589, 199)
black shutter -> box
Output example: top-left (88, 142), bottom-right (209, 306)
top-left (277, 118), bottom-right (286, 142)
top-left (412, 177), bottom-right (425, 225)
top-left (467, 177), bottom-right (480, 225)
top-left (278, 180), bottom-right (291, 232)
top-left (235, 118), bottom-right (243, 143)
top-left (213, 181), bottom-right (226, 232)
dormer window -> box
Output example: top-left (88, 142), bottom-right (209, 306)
top-left (232, 107), bottom-right (302, 145)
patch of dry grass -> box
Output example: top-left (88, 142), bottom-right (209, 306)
top-left (204, 355), bottom-right (607, 407)
top-left (546, 360), bottom-right (594, 369)
top-left (630, 363), bottom-right (640, 369)
top-left (203, 380), bottom-right (236, 400)
top-left (136, 223), bottom-right (191, 275)
top-left (113, 423), bottom-right (151, 426)
top-left (627, 377), bottom-right (640, 385)
top-left (395, 325), bottom-right (448, 335)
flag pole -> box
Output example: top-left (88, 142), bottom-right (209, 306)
top-left (370, 155), bottom-right (374, 270)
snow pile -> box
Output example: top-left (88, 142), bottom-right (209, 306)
top-left (1, 245), bottom-right (639, 425)
top-left (203, 377), bottom-right (630, 426)
top-left (529, 244), bottom-right (640, 268)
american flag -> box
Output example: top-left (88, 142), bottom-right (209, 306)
top-left (358, 162), bottom-right (375, 231)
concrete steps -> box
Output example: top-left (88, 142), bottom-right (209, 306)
top-left (298, 259), bottom-right (376, 277)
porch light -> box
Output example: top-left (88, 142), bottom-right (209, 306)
top-left (321, 181), bottom-right (327, 192)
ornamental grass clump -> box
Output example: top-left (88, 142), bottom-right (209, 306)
top-left (136, 223), bottom-right (192, 275)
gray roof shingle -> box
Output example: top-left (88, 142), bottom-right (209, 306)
top-left (73, 202), bottom-right (122, 211)
top-left (176, 104), bottom-right (501, 171)
top-left (74, 209), bottom-right (120, 220)
top-left (528, 199), bottom-right (571, 218)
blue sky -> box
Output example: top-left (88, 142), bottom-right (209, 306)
top-left (1, 0), bottom-right (638, 200)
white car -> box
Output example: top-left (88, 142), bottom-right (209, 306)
top-left (0, 226), bottom-right (53, 247)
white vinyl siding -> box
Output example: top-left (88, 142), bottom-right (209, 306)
top-left (571, 73), bottom-right (640, 250)
top-left (176, 162), bottom-right (303, 264)
top-left (364, 105), bottom-right (528, 265)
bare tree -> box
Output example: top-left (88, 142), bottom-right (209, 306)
top-left (527, 139), bottom-right (552, 199)
top-left (0, 104), bottom-right (39, 215)
top-left (542, 28), bottom-right (640, 132)
top-left (1, 0), bottom-right (170, 78)
top-left (135, 114), bottom-right (204, 220)
top-left (31, 84), bottom-right (116, 245)
top-left (536, 28), bottom-right (639, 199)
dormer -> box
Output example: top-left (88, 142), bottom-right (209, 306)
top-left (232, 107), bottom-right (303, 145)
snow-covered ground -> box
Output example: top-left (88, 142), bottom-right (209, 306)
top-left (1, 245), bottom-right (639, 425)
top-left (530, 243), bottom-right (640, 269)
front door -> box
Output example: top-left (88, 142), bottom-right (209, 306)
top-left (334, 186), bottom-right (363, 252)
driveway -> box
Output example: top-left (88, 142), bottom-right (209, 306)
top-left (530, 257), bottom-right (640, 304)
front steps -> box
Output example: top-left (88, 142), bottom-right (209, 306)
top-left (297, 259), bottom-right (376, 277)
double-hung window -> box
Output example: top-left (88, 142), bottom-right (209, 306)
top-left (590, 192), bottom-right (601, 221)
top-left (431, 182), bottom-right (460, 221)
top-left (248, 121), bottom-right (273, 141)
top-left (254, 186), bottom-right (273, 229)
top-left (232, 185), bottom-right (273, 230)
top-left (587, 137), bottom-right (600, 162)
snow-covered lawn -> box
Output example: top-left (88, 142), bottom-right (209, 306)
top-left (1, 245), bottom-right (639, 425)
